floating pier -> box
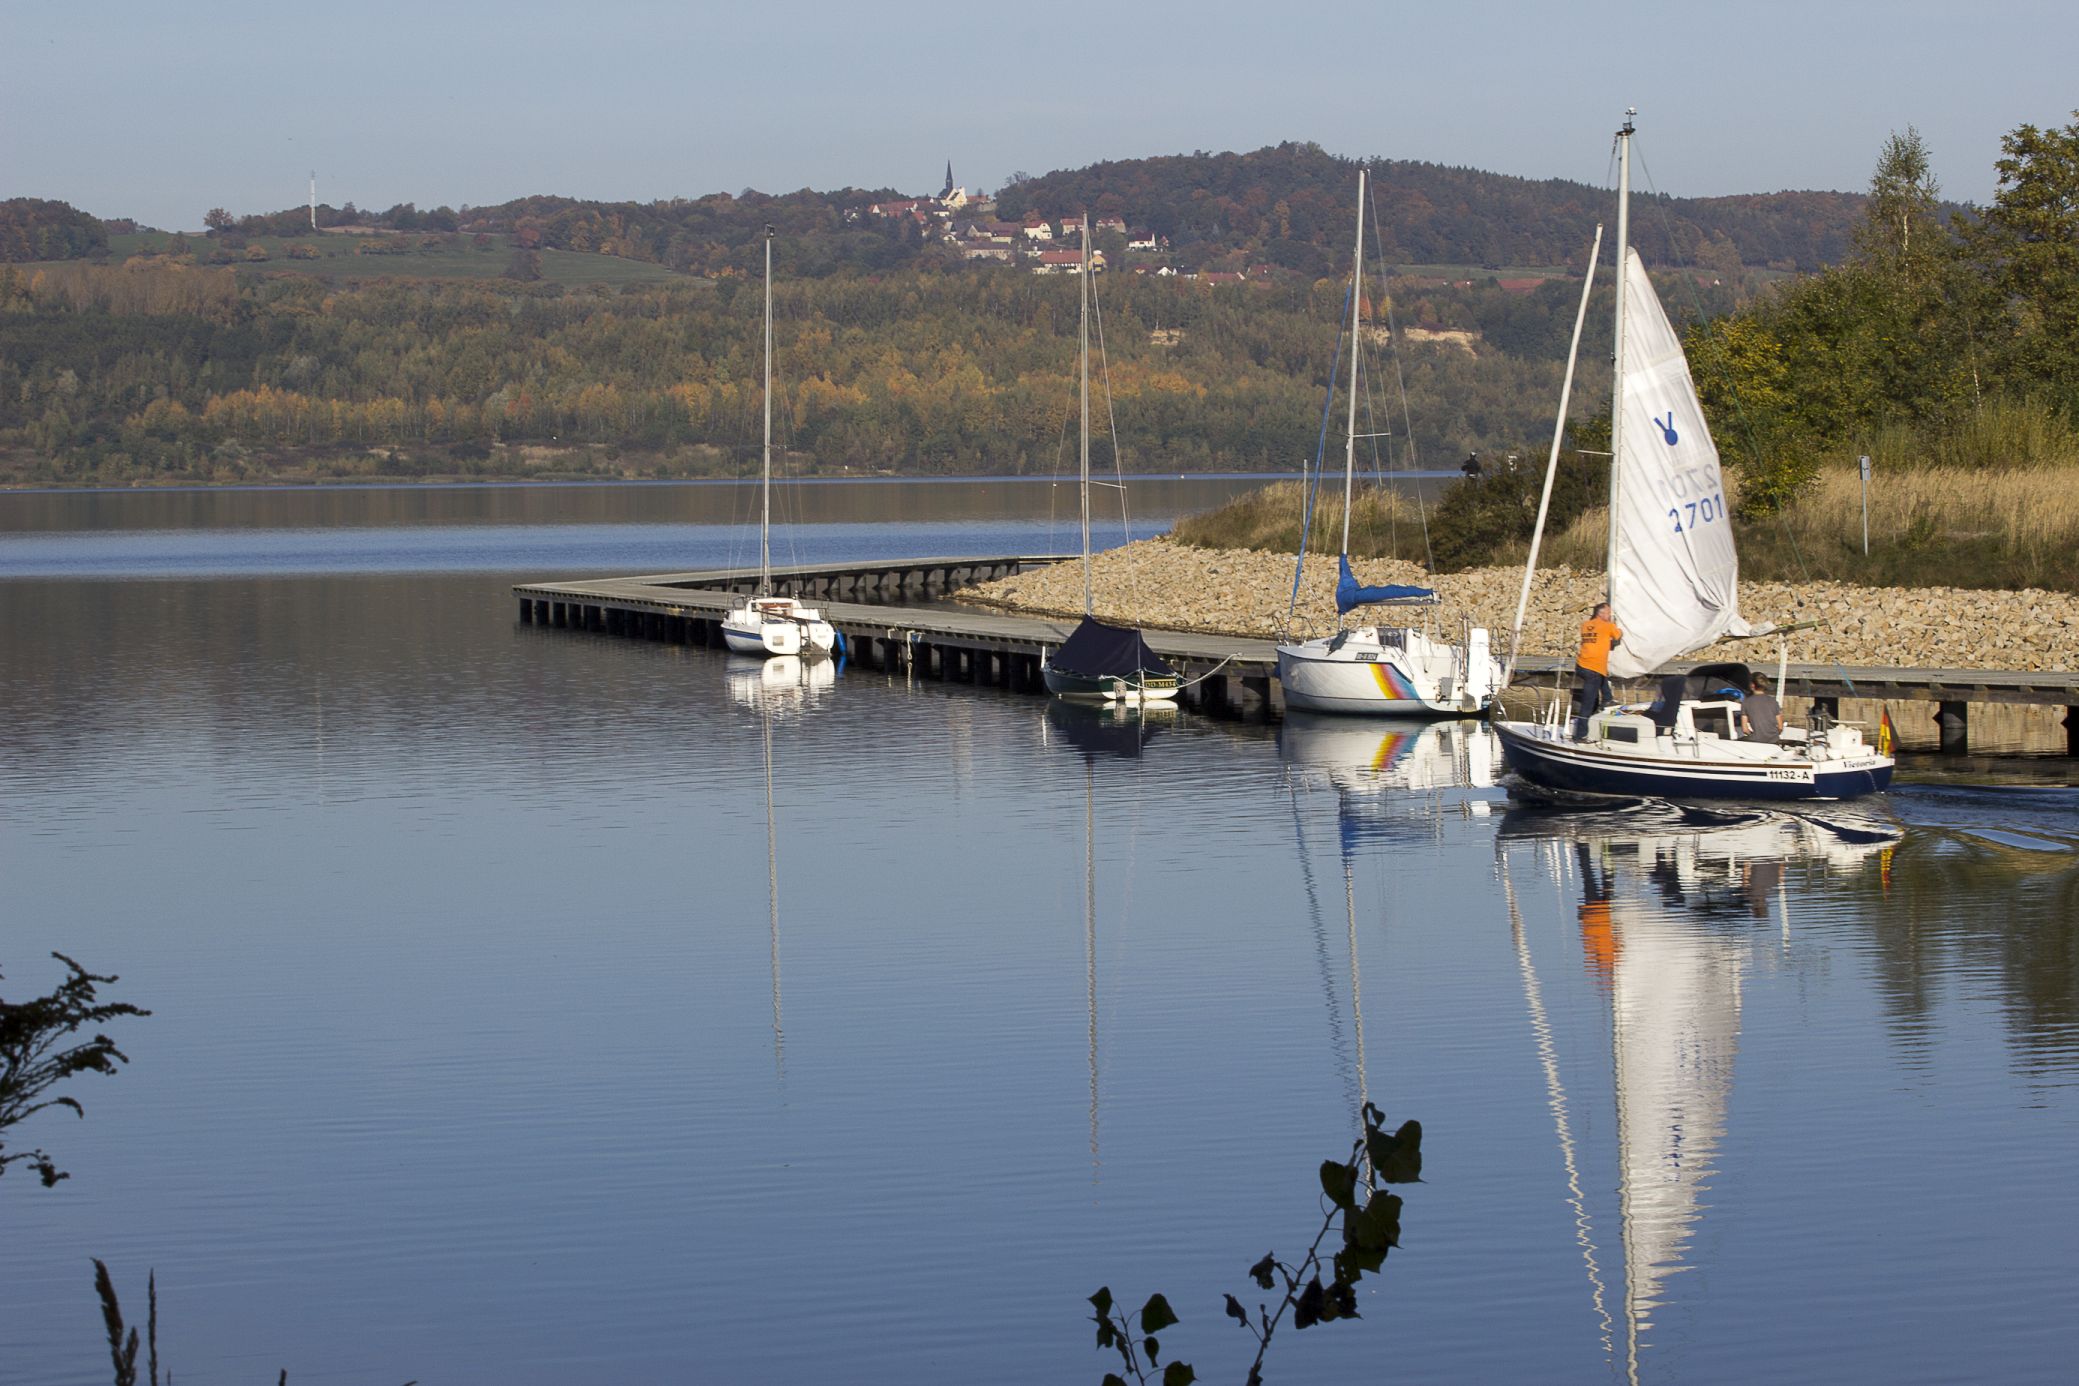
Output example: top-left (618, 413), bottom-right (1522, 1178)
top-left (515, 557), bottom-right (2079, 752)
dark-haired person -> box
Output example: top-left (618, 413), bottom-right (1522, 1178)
top-left (1742, 675), bottom-right (1782, 744)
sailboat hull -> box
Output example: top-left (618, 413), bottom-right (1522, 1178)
top-left (1277, 630), bottom-right (1499, 717)
top-left (1042, 664), bottom-right (1180, 704)
top-left (720, 597), bottom-right (836, 658)
top-left (1494, 719), bottom-right (1893, 801)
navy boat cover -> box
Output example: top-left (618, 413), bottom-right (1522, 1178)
top-left (1050, 616), bottom-right (1177, 679)
top-left (1336, 554), bottom-right (1438, 615)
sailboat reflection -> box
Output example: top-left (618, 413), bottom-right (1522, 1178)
top-left (726, 655), bottom-right (836, 1076)
top-left (1279, 713), bottom-right (1501, 794)
top-left (1044, 701), bottom-right (1173, 1176)
top-left (1497, 801), bottom-right (1898, 1381)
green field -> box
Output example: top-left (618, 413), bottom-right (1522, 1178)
top-left (102, 230), bottom-right (687, 287)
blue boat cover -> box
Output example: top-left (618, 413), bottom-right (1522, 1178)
top-left (1050, 616), bottom-right (1177, 679)
top-left (1336, 554), bottom-right (1437, 614)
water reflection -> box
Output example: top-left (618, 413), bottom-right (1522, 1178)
top-left (725, 655), bottom-right (838, 1076)
top-left (1045, 702), bottom-right (1175, 1177)
top-left (1497, 803), bottom-right (1898, 1382)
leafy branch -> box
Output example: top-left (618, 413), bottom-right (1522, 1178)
top-left (1091, 1103), bottom-right (1422, 1385)
top-left (1, 953), bottom-right (149, 1188)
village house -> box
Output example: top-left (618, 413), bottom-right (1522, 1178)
top-left (1125, 228), bottom-right (1160, 251)
top-left (1032, 248), bottom-right (1104, 274)
top-left (1021, 216), bottom-right (1054, 242)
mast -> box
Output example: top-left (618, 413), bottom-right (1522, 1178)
top-left (1341, 169), bottom-right (1366, 557)
top-left (761, 225), bottom-right (774, 591)
top-left (1507, 225), bottom-right (1604, 684)
top-left (1607, 111), bottom-right (1635, 598)
top-left (1079, 212), bottom-right (1093, 615)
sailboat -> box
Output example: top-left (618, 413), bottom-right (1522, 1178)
top-left (720, 228), bottom-right (838, 659)
top-left (1040, 215), bottom-right (1182, 705)
top-left (1494, 114), bottom-right (1892, 800)
top-left (1276, 168), bottom-right (1504, 717)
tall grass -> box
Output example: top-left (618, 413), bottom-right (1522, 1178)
top-left (1542, 461), bottom-right (2079, 591)
top-left (1171, 403), bottom-right (2079, 591)
top-left (1167, 480), bottom-right (1437, 563)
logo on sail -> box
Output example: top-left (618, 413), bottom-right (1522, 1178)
top-left (1653, 411), bottom-right (1679, 446)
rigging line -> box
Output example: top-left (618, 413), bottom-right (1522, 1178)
top-left (1091, 268), bottom-right (1142, 618)
top-left (1631, 142), bottom-right (1861, 696)
top-left (1500, 850), bottom-right (1617, 1364)
top-left (1365, 174), bottom-right (1434, 572)
top-left (1287, 283), bottom-right (1356, 633)
top-left (1357, 179), bottom-right (1401, 565)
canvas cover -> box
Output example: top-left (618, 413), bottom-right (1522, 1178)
top-left (1050, 616), bottom-right (1177, 679)
top-left (1606, 250), bottom-right (1763, 677)
top-left (1335, 553), bottom-right (1438, 615)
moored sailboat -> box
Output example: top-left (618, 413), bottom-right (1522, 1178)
top-left (1276, 169), bottom-right (1503, 717)
top-left (720, 228), bottom-right (838, 659)
top-left (1495, 114), bottom-right (1892, 801)
top-left (1041, 216), bottom-right (1181, 705)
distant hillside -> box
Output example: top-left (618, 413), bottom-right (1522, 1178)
top-left (164, 142), bottom-right (1862, 283)
top-left (995, 142), bottom-right (1863, 274)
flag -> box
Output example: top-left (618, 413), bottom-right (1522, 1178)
top-left (1877, 706), bottom-right (1895, 757)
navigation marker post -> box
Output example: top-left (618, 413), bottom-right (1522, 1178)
top-left (1859, 454), bottom-right (1872, 556)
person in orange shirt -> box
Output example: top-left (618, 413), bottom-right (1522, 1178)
top-left (1572, 601), bottom-right (1622, 731)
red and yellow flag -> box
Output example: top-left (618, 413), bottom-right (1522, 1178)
top-left (1877, 706), bottom-right (1896, 757)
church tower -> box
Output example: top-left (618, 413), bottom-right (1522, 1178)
top-left (942, 160), bottom-right (955, 199)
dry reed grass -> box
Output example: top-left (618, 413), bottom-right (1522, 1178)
top-left (1167, 479), bottom-right (1434, 563)
top-left (1491, 457), bottom-right (2079, 593)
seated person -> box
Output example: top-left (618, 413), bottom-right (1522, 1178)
top-left (1742, 676), bottom-right (1782, 743)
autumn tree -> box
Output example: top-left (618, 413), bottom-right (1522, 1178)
top-left (1969, 111), bottom-right (2079, 408)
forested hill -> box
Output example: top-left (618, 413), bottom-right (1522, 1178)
top-left (13, 143), bottom-right (1862, 278)
top-left (993, 143), bottom-right (1864, 274)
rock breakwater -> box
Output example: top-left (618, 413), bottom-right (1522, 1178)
top-left (963, 538), bottom-right (2079, 672)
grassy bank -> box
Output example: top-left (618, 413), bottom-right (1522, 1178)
top-left (1177, 451), bottom-right (2079, 594)
top-left (1168, 480), bottom-right (1438, 562)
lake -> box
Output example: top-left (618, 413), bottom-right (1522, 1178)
top-left (3, 481), bottom-right (2076, 1384)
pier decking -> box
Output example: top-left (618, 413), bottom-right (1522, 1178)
top-left (515, 557), bottom-right (2079, 752)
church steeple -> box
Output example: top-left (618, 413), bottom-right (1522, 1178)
top-left (942, 160), bottom-right (954, 198)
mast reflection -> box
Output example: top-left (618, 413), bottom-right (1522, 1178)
top-left (1498, 800), bottom-right (1899, 1382)
top-left (1044, 701), bottom-right (1173, 1179)
top-left (726, 655), bottom-right (836, 1078)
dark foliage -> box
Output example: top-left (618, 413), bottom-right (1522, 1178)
top-left (1, 955), bottom-right (148, 1188)
top-left (1427, 449), bottom-right (1608, 572)
top-left (1089, 1104), bottom-right (1421, 1385)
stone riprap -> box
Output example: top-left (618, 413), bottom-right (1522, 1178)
top-left (961, 537), bottom-right (2079, 673)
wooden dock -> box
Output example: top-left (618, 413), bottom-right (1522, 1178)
top-left (515, 556), bottom-right (2079, 752)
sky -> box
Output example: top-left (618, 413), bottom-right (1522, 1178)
top-left (6, 0), bottom-right (2075, 232)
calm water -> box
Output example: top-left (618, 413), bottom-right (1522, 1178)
top-left (3, 483), bottom-right (2076, 1385)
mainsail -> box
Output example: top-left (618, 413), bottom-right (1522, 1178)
top-left (1607, 250), bottom-right (1762, 678)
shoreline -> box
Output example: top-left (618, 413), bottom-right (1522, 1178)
top-left (961, 536), bottom-right (2079, 674)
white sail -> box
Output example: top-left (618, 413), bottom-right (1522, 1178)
top-left (1607, 249), bottom-right (1761, 678)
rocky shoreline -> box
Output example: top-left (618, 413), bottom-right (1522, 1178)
top-left (961, 537), bottom-right (2079, 673)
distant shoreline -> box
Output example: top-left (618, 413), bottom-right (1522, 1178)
top-left (0, 468), bottom-right (1458, 497)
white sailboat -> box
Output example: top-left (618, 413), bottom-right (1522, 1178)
top-left (1276, 168), bottom-right (1503, 717)
top-left (1041, 216), bottom-right (1181, 705)
top-left (720, 228), bottom-right (838, 659)
top-left (1495, 114), bottom-right (1892, 800)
